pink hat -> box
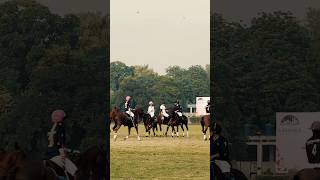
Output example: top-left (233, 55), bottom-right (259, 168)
top-left (51, 110), bottom-right (66, 123)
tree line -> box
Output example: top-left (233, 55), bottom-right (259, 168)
top-left (110, 61), bottom-right (210, 113)
top-left (0, 0), bottom-right (108, 157)
top-left (212, 10), bottom-right (320, 159)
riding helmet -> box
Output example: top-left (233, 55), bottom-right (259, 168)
top-left (51, 110), bottom-right (66, 123)
top-left (125, 96), bottom-right (131, 101)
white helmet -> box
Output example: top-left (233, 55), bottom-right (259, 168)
top-left (149, 101), bottom-right (153, 105)
top-left (160, 104), bottom-right (166, 110)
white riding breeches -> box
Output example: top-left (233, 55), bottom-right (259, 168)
top-left (50, 156), bottom-right (78, 176)
top-left (126, 111), bottom-right (134, 117)
top-left (214, 160), bottom-right (231, 173)
top-left (177, 112), bottom-right (182, 117)
top-left (149, 112), bottom-right (155, 118)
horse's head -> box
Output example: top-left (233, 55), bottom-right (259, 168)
top-left (110, 107), bottom-right (120, 119)
top-left (133, 107), bottom-right (145, 122)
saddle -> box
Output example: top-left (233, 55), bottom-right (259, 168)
top-left (44, 149), bottom-right (80, 180)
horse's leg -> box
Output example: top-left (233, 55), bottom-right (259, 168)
top-left (113, 124), bottom-right (122, 141)
top-left (203, 126), bottom-right (208, 141)
top-left (145, 125), bottom-right (149, 137)
top-left (112, 122), bottom-right (117, 131)
top-left (159, 122), bottom-right (163, 136)
top-left (201, 121), bottom-right (205, 133)
top-left (124, 126), bottom-right (131, 140)
top-left (165, 125), bottom-right (169, 136)
top-left (153, 126), bottom-right (156, 136)
top-left (184, 120), bottom-right (189, 137)
top-left (155, 124), bottom-right (158, 136)
top-left (135, 123), bottom-right (141, 141)
top-left (180, 123), bottom-right (185, 137)
top-left (171, 126), bottom-right (175, 137)
top-left (176, 125), bottom-right (179, 137)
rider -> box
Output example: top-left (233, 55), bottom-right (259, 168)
top-left (211, 122), bottom-right (231, 177)
top-left (123, 95), bottom-right (136, 121)
top-left (47, 110), bottom-right (77, 178)
top-left (148, 101), bottom-right (155, 120)
top-left (160, 104), bottom-right (169, 120)
top-left (205, 100), bottom-right (211, 114)
top-left (306, 121), bottom-right (320, 163)
top-left (173, 100), bottom-right (183, 117)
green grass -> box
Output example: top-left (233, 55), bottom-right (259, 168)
top-left (110, 124), bottom-right (210, 180)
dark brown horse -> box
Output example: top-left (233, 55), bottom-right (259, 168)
top-left (142, 113), bottom-right (156, 137)
top-left (200, 115), bottom-right (210, 140)
top-left (0, 147), bottom-right (26, 180)
top-left (293, 168), bottom-right (320, 180)
top-left (13, 144), bottom-right (108, 180)
top-left (155, 111), bottom-right (180, 137)
top-left (110, 107), bottom-right (144, 141)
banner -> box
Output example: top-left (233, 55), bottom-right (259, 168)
top-left (276, 112), bottom-right (320, 173)
top-left (196, 97), bottom-right (210, 116)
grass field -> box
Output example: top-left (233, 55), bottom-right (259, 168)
top-left (110, 124), bottom-right (210, 180)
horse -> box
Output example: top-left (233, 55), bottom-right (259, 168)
top-left (165, 110), bottom-right (181, 137)
top-left (155, 109), bottom-right (180, 137)
top-left (110, 107), bottom-right (143, 141)
top-left (200, 114), bottom-right (210, 140)
top-left (14, 144), bottom-right (108, 180)
top-left (142, 113), bottom-right (158, 137)
top-left (0, 143), bottom-right (27, 180)
top-left (211, 161), bottom-right (248, 180)
top-left (293, 168), bottom-right (320, 180)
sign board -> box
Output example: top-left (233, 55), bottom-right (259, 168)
top-left (276, 112), bottom-right (320, 173)
top-left (195, 97), bottom-right (210, 116)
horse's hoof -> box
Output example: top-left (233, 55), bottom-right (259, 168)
top-left (137, 137), bottom-right (141, 141)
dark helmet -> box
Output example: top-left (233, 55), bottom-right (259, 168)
top-left (213, 122), bottom-right (222, 134)
top-left (207, 100), bottom-right (210, 104)
top-left (175, 100), bottom-right (180, 104)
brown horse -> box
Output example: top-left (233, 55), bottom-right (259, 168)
top-left (0, 148), bottom-right (26, 180)
top-left (110, 107), bottom-right (143, 141)
top-left (293, 168), bottom-right (320, 180)
top-left (200, 115), bottom-right (210, 140)
top-left (13, 144), bottom-right (108, 180)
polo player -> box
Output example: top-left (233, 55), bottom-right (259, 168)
top-left (159, 104), bottom-right (169, 120)
top-left (47, 110), bottom-right (77, 178)
top-left (123, 96), bottom-right (136, 122)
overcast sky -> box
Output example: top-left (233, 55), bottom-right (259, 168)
top-left (0, 0), bottom-right (108, 14)
top-left (111, 0), bottom-right (210, 75)
top-left (212, 0), bottom-right (320, 23)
